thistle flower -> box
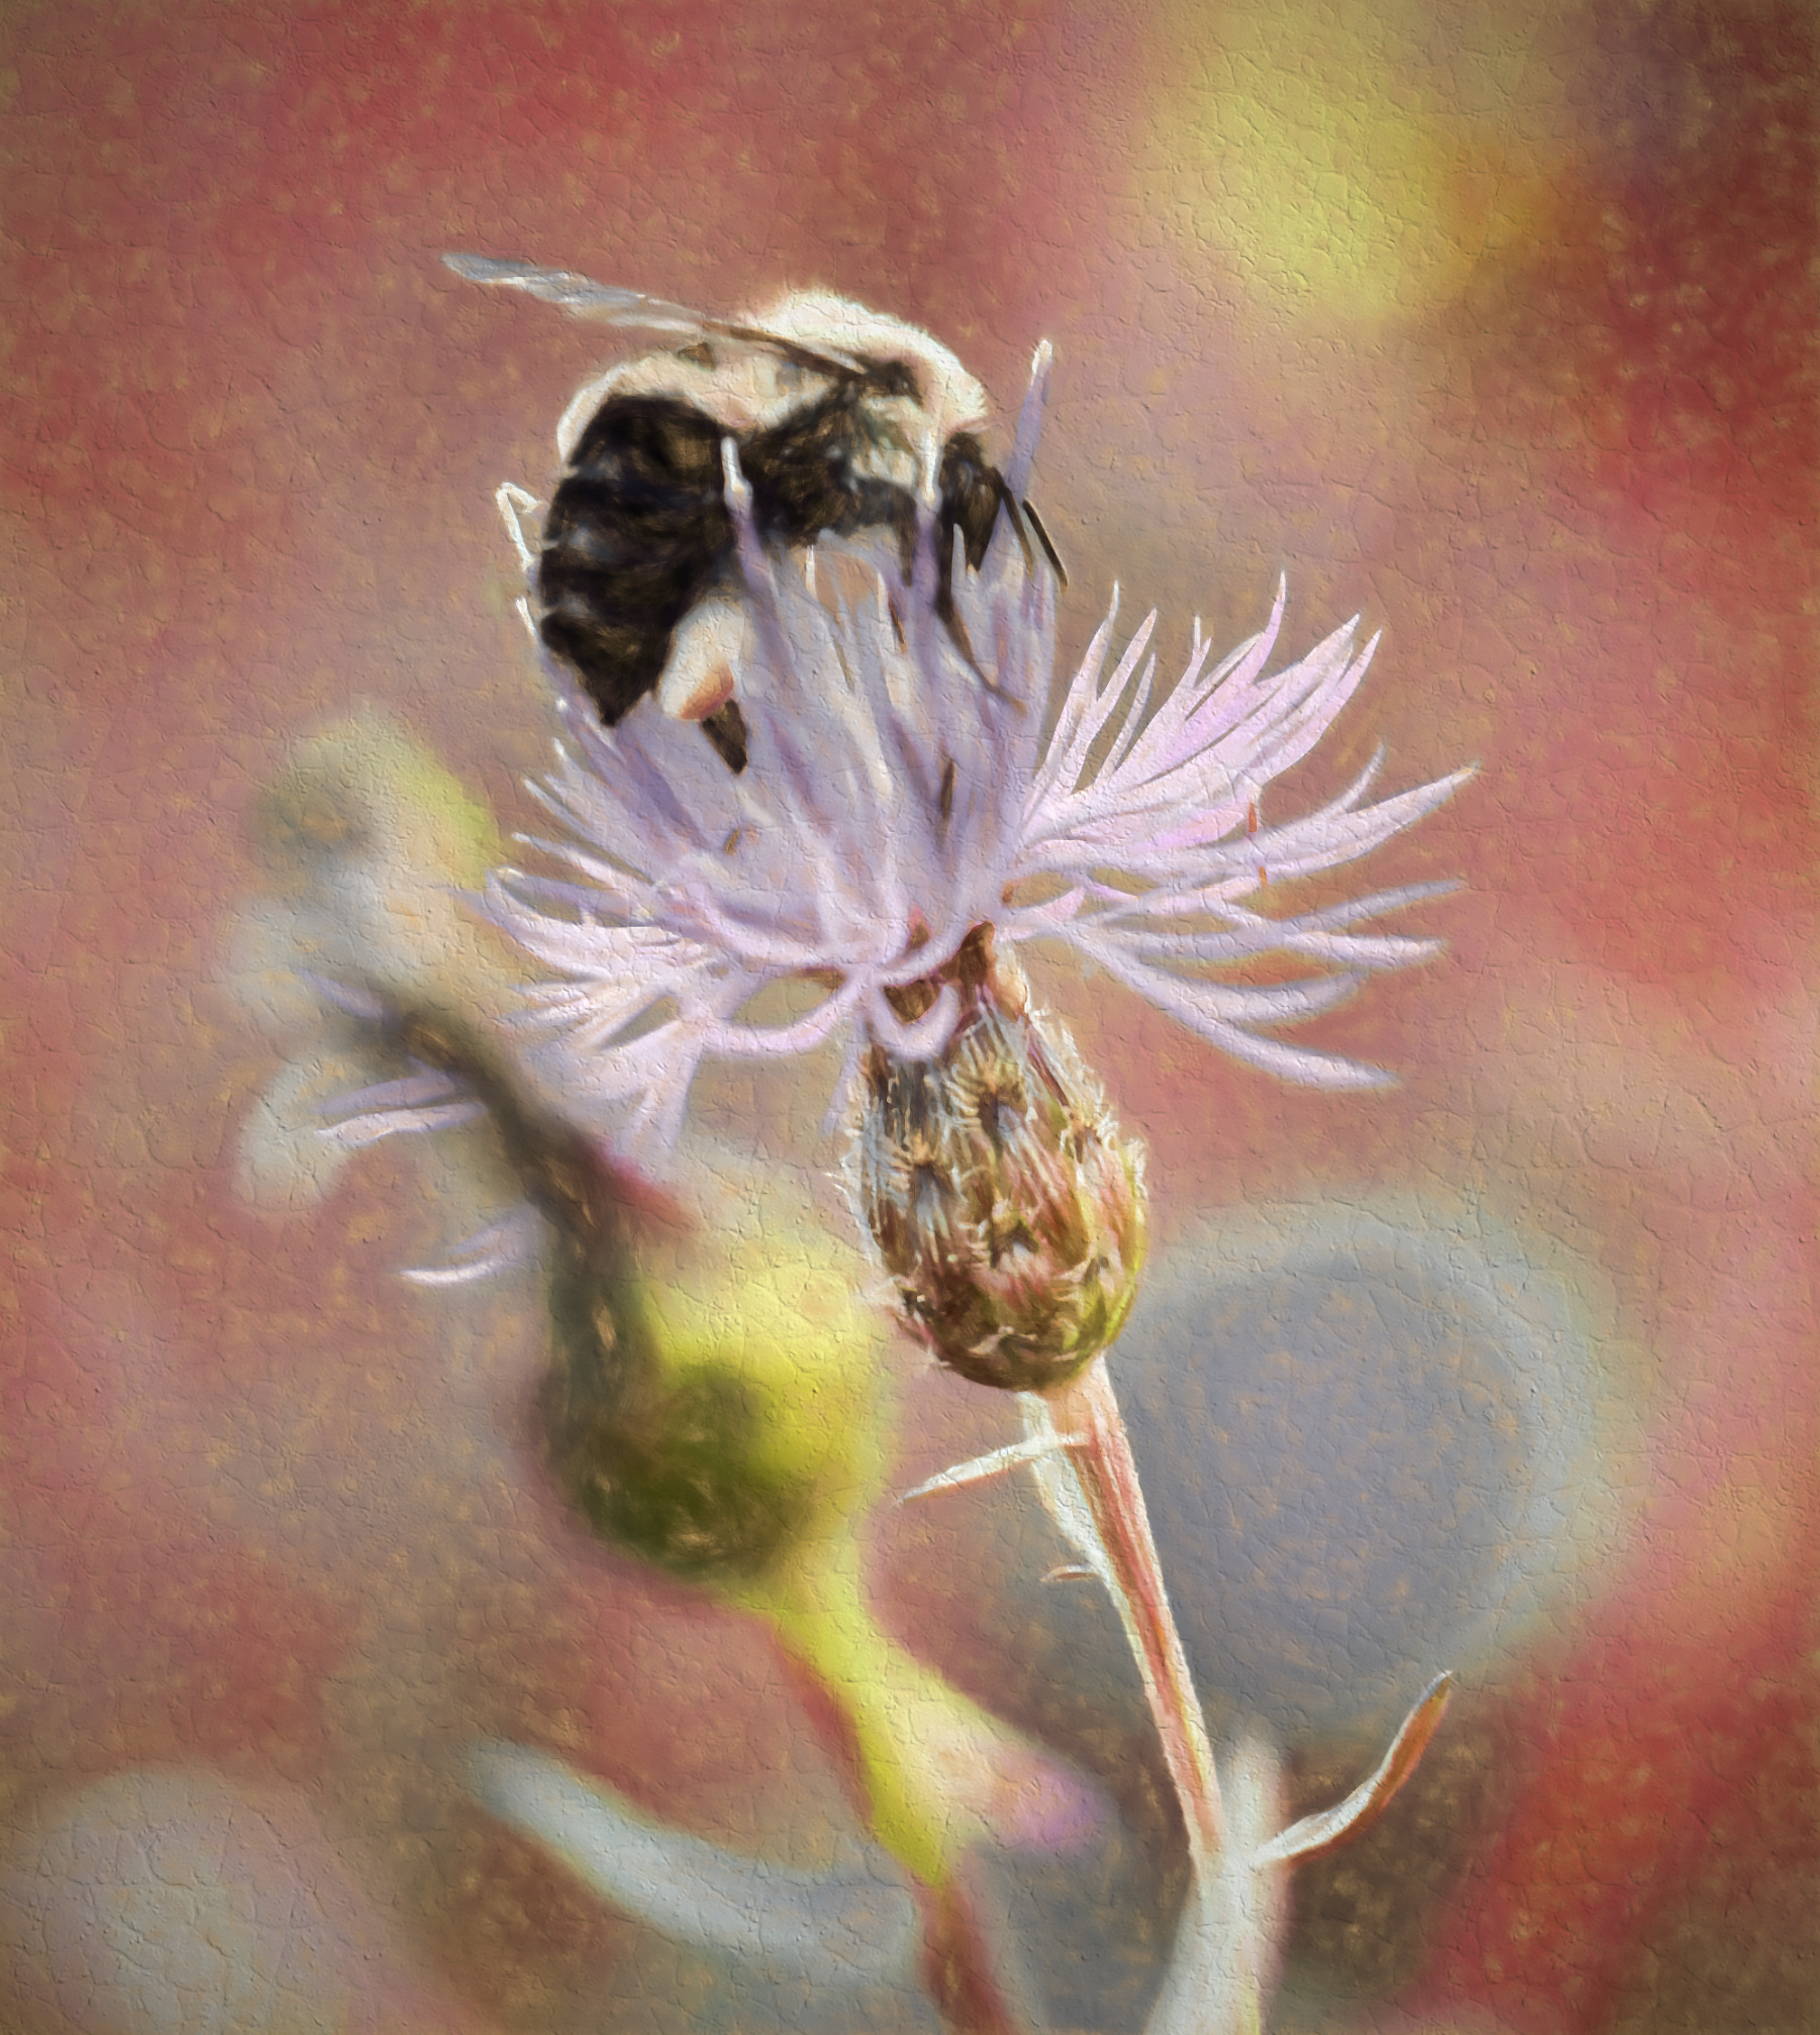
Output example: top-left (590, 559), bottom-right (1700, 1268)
top-left (486, 347), bottom-right (1472, 1163)
top-left (492, 347), bottom-right (1474, 1147)
top-left (484, 347), bottom-right (1466, 1397)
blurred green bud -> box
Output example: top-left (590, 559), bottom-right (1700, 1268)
top-left (240, 719), bottom-right (891, 1588)
top-left (540, 1152), bottom-right (890, 1586)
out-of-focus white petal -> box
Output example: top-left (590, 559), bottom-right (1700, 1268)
top-left (317, 1067), bottom-right (488, 1150)
top-left (401, 1207), bottom-right (544, 1287)
top-left (468, 1742), bottom-right (919, 1986)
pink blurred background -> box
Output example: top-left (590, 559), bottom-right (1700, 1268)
top-left (1, 2), bottom-right (1814, 2030)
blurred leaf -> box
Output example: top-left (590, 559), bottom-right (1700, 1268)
top-left (468, 1741), bottom-right (919, 1987)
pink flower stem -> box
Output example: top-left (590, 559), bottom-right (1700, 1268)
top-left (1048, 1356), bottom-right (1225, 1869)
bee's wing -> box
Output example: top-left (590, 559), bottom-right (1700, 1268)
top-left (442, 253), bottom-right (868, 378)
top-left (442, 254), bottom-right (711, 337)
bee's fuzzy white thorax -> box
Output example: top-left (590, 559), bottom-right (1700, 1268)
top-left (552, 288), bottom-right (990, 496)
top-left (749, 288), bottom-right (989, 437)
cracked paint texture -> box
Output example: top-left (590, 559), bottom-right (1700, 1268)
top-left (0, 1), bottom-right (1813, 2031)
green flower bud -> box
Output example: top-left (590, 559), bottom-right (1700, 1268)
top-left (539, 1145), bottom-right (889, 1586)
top-left (855, 932), bottom-right (1147, 1393)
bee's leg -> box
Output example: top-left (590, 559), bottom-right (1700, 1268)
top-left (923, 509), bottom-right (996, 689)
top-left (649, 590), bottom-right (753, 774)
top-left (699, 700), bottom-right (750, 773)
top-left (881, 485), bottom-right (920, 582)
top-left (992, 473), bottom-right (1038, 574)
top-left (884, 479), bottom-right (987, 678)
top-left (494, 481), bottom-right (542, 576)
top-left (934, 576), bottom-right (984, 678)
top-left (1017, 496), bottom-right (1067, 589)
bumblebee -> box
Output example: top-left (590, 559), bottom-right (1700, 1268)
top-left (445, 254), bottom-right (1061, 772)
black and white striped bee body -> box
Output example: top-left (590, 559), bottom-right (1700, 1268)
top-left (446, 257), bottom-right (1058, 772)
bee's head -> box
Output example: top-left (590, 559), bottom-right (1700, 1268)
top-left (751, 291), bottom-right (988, 434)
top-left (753, 289), bottom-right (989, 498)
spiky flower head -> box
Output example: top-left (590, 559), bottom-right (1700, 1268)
top-left (853, 925), bottom-right (1144, 1392)
top-left (485, 344), bottom-right (1470, 1162)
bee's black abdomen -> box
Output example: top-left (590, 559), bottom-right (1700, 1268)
top-left (539, 394), bottom-right (734, 728)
